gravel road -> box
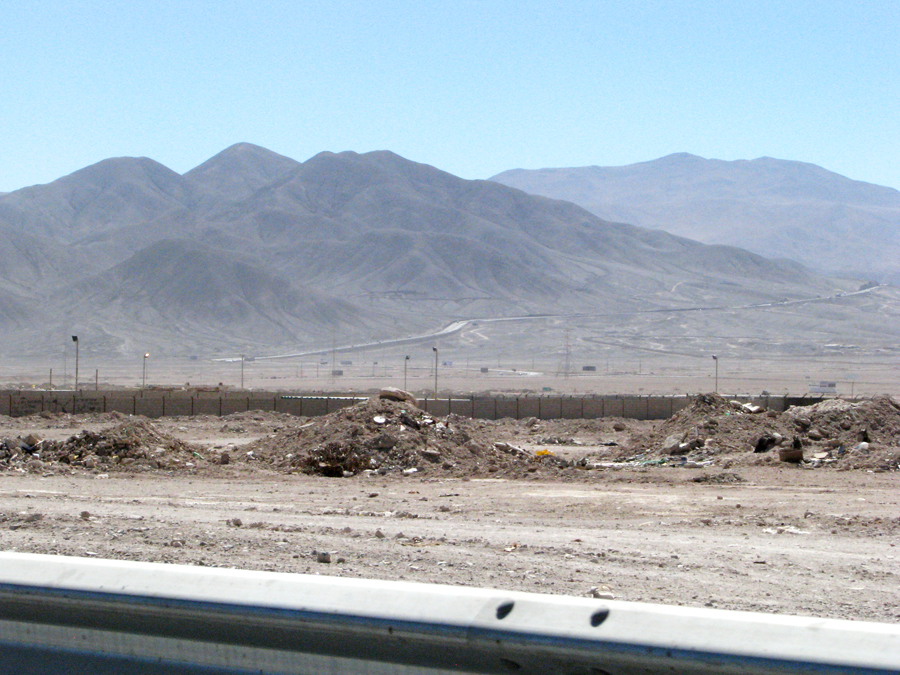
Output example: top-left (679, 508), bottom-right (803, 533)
top-left (2, 465), bottom-right (897, 623)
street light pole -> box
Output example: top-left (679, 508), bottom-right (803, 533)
top-left (404, 355), bottom-right (409, 391)
top-left (240, 355), bottom-right (245, 389)
top-left (143, 353), bottom-right (149, 388)
top-left (432, 347), bottom-right (438, 398)
top-left (712, 355), bottom-right (719, 393)
top-left (71, 336), bottom-right (79, 391)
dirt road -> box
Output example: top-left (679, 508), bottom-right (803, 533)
top-left (2, 466), bottom-right (897, 623)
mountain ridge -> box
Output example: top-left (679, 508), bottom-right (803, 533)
top-left (0, 145), bottom-right (871, 358)
top-left (490, 154), bottom-right (900, 281)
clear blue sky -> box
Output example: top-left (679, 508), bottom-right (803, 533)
top-left (3, 1), bottom-right (898, 192)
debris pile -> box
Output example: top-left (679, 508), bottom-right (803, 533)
top-left (623, 393), bottom-right (900, 471)
top-left (37, 419), bottom-right (207, 472)
top-left (623, 393), bottom-right (787, 464)
top-left (0, 433), bottom-right (49, 472)
top-left (3, 392), bottom-right (899, 477)
top-left (781, 396), bottom-right (900, 471)
top-left (249, 396), bottom-right (562, 477)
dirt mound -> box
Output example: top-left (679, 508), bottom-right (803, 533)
top-left (782, 396), bottom-right (900, 471)
top-left (624, 393), bottom-right (900, 471)
top-left (34, 419), bottom-right (208, 473)
top-left (248, 397), bottom-right (566, 478)
top-left (626, 393), bottom-right (789, 461)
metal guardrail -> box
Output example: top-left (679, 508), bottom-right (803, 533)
top-left (0, 552), bottom-right (897, 674)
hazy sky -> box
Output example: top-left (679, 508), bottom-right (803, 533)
top-left (4, 1), bottom-right (898, 192)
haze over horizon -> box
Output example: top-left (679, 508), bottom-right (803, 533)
top-left (4, 2), bottom-right (898, 193)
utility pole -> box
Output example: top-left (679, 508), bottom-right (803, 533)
top-left (240, 355), bottom-right (245, 389)
top-left (432, 347), bottom-right (438, 397)
top-left (143, 353), bottom-right (150, 388)
top-left (712, 355), bottom-right (719, 393)
top-left (331, 336), bottom-right (337, 381)
top-left (404, 355), bottom-right (410, 391)
top-left (71, 336), bottom-right (79, 391)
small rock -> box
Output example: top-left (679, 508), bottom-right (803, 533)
top-left (588, 586), bottom-right (615, 599)
top-left (661, 434), bottom-right (685, 454)
top-left (316, 551), bottom-right (331, 563)
top-left (80, 511), bottom-right (91, 520)
top-left (612, 421), bottom-right (627, 432)
top-left (754, 434), bottom-right (778, 453)
top-left (374, 529), bottom-right (386, 539)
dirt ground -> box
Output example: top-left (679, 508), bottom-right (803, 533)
top-left (1, 394), bottom-right (898, 624)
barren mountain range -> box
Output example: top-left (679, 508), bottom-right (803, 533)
top-left (0, 144), bottom-right (881, 359)
top-left (491, 153), bottom-right (900, 284)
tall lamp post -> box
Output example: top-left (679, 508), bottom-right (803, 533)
top-left (712, 354), bottom-right (719, 393)
top-left (71, 336), bottom-right (79, 391)
top-left (142, 353), bottom-right (149, 388)
top-left (432, 347), bottom-right (438, 398)
top-left (240, 355), bottom-right (245, 389)
top-left (403, 355), bottom-right (410, 391)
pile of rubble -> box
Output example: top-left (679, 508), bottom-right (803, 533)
top-left (0, 433), bottom-right (49, 473)
top-left (624, 393), bottom-right (900, 471)
top-left (1, 419), bottom-right (208, 473)
top-left (781, 396), bottom-right (900, 471)
top-left (248, 392), bottom-right (568, 478)
top-left (3, 390), bottom-right (898, 477)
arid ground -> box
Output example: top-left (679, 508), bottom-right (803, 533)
top-left (1, 395), bottom-right (898, 624)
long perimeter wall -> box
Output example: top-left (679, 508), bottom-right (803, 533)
top-left (0, 390), bottom-right (817, 421)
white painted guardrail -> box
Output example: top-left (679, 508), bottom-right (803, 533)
top-left (0, 552), bottom-right (897, 674)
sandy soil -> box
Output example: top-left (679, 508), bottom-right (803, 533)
top-left (1, 398), bottom-right (899, 624)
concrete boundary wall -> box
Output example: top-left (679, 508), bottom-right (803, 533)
top-left (0, 391), bottom-right (806, 422)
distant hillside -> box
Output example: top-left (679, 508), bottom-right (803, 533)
top-left (0, 144), bottom-right (858, 358)
top-left (491, 154), bottom-right (900, 283)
